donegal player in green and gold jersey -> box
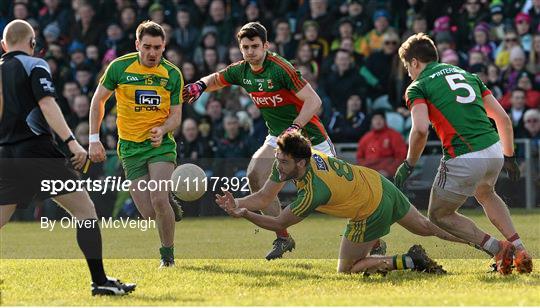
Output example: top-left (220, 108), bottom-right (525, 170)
top-left (216, 132), bottom-right (467, 275)
top-left (395, 33), bottom-right (532, 275)
top-left (183, 22), bottom-right (336, 260)
top-left (88, 21), bottom-right (183, 268)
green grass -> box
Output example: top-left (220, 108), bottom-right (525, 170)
top-left (1, 209), bottom-right (539, 306)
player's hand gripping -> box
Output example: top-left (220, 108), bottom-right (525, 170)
top-left (182, 80), bottom-right (207, 104)
top-left (503, 155), bottom-right (520, 181)
top-left (150, 126), bottom-right (164, 147)
top-left (394, 160), bottom-right (415, 190)
top-left (88, 139), bottom-right (106, 163)
top-left (215, 189), bottom-right (247, 218)
top-left (68, 140), bottom-right (88, 170)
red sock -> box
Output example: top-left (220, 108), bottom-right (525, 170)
top-left (276, 229), bottom-right (289, 238)
top-left (507, 233), bottom-right (520, 242)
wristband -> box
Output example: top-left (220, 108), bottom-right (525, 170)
top-left (89, 134), bottom-right (100, 143)
top-left (196, 80), bottom-right (207, 91)
top-left (63, 134), bottom-right (75, 144)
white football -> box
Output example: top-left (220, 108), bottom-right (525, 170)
top-left (171, 163), bottom-right (207, 201)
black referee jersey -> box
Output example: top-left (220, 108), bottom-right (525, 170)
top-left (0, 51), bottom-right (78, 205)
top-left (0, 50), bottom-right (56, 146)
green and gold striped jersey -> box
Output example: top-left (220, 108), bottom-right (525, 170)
top-left (270, 150), bottom-right (383, 221)
top-left (100, 52), bottom-right (184, 142)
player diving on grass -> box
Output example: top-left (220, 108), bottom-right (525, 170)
top-left (0, 19), bottom-right (134, 295)
top-left (216, 132), bottom-right (468, 275)
top-left (394, 33), bottom-right (532, 274)
top-left (89, 21), bottom-right (184, 268)
top-left (182, 22), bottom-right (343, 260)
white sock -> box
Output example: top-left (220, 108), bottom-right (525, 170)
top-left (512, 238), bottom-right (525, 250)
top-left (482, 236), bottom-right (500, 256)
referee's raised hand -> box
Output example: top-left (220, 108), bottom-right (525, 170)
top-left (89, 140), bottom-right (106, 163)
top-left (68, 140), bottom-right (89, 170)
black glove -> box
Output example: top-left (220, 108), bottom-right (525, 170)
top-left (503, 155), bottom-right (520, 181)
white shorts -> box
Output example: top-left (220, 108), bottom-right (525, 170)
top-left (433, 142), bottom-right (504, 196)
top-left (263, 135), bottom-right (336, 157)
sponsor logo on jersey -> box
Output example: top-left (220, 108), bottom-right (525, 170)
top-left (267, 79), bottom-right (274, 89)
top-left (313, 154), bottom-right (328, 171)
top-left (249, 93), bottom-right (283, 107)
top-left (134, 90), bottom-right (161, 112)
top-left (242, 78), bottom-right (253, 85)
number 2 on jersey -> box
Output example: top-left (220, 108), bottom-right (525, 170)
top-left (445, 73), bottom-right (476, 104)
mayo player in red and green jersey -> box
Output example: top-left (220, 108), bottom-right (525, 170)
top-left (183, 22), bottom-right (335, 260)
top-left (395, 33), bottom-right (532, 274)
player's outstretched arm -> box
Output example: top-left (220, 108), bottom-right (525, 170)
top-left (216, 179), bottom-right (285, 211)
top-left (88, 84), bottom-right (113, 162)
top-left (241, 207), bottom-right (303, 232)
top-left (291, 83), bottom-right (322, 128)
top-left (38, 96), bottom-right (87, 169)
top-left (183, 72), bottom-right (228, 104)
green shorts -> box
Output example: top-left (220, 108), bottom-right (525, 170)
top-left (118, 134), bottom-right (177, 180)
top-left (343, 175), bottom-right (411, 243)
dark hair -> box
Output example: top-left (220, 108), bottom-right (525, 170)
top-left (277, 132), bottom-right (312, 162)
top-left (398, 32), bottom-right (439, 64)
top-left (136, 20), bottom-right (165, 41)
top-left (512, 87), bottom-right (526, 95)
top-left (236, 22), bottom-right (267, 43)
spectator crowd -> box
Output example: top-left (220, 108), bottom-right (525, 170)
top-left (1, 0), bottom-right (538, 216)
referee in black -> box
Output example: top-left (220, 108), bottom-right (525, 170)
top-left (0, 20), bottom-right (135, 296)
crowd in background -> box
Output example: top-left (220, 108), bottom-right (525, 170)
top-left (1, 0), bottom-right (539, 216)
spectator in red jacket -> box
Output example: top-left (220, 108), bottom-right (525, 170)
top-left (356, 110), bottom-right (407, 177)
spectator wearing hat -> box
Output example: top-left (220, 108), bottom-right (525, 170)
top-left (148, 3), bottom-right (165, 24)
top-left (331, 17), bottom-right (360, 51)
top-left (515, 12), bottom-right (532, 52)
top-left (100, 23), bottom-right (130, 56)
top-left (173, 7), bottom-right (200, 60)
top-left (469, 22), bottom-right (496, 60)
top-left (361, 30), bottom-right (402, 103)
top-left (43, 21), bottom-right (61, 46)
top-left (528, 0), bottom-right (540, 34)
top-left (500, 72), bottom-right (540, 110)
top-left (488, 4), bottom-right (505, 42)
top-left (434, 31), bottom-right (455, 54)
top-left (358, 9), bottom-right (393, 57)
top-left (454, 0), bottom-right (488, 50)
top-left (272, 19), bottom-right (298, 60)
top-left (346, 0), bottom-right (370, 36)
top-left (300, 20), bottom-right (329, 65)
top-left (495, 29), bottom-right (522, 69)
top-left (193, 26), bottom-right (227, 69)
top-left (356, 110), bottom-right (407, 178)
top-left (432, 15), bottom-right (451, 35)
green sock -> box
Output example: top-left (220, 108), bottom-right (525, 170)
top-left (159, 246), bottom-right (174, 259)
top-left (392, 254), bottom-right (414, 270)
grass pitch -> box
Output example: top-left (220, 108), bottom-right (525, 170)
top-left (1, 209), bottom-right (539, 306)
